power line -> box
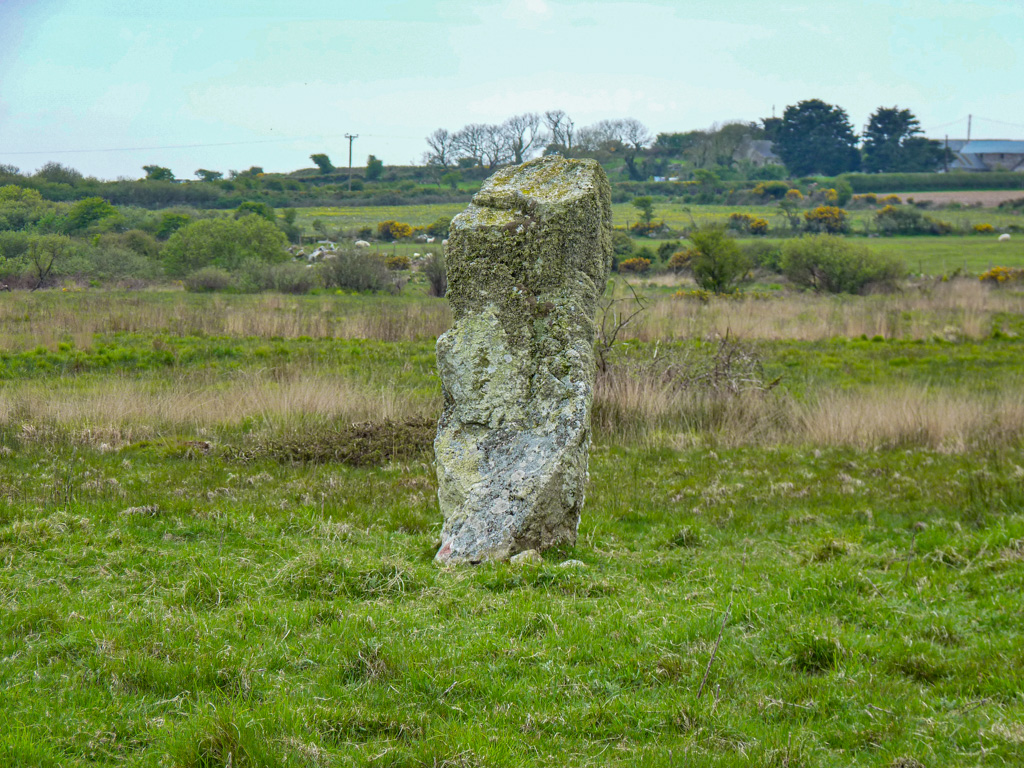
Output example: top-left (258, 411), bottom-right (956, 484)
top-left (972, 115), bottom-right (1024, 131)
top-left (0, 131), bottom-right (422, 158)
top-left (928, 117), bottom-right (967, 130)
top-left (0, 134), bottom-right (356, 157)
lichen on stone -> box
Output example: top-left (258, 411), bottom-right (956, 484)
top-left (434, 156), bottom-right (612, 564)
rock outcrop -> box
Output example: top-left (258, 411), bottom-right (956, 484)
top-left (434, 156), bottom-right (612, 564)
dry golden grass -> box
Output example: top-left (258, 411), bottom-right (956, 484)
top-left (627, 279), bottom-right (1020, 342)
top-left (0, 293), bottom-right (451, 350)
top-left (2, 372), bottom-right (441, 447)
top-left (594, 364), bottom-right (1024, 452)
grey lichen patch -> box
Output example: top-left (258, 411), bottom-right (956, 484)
top-left (434, 156), bottom-right (612, 565)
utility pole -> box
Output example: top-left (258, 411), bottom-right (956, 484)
top-left (944, 135), bottom-right (949, 173)
top-left (345, 133), bottom-right (358, 191)
top-left (967, 115), bottom-right (972, 143)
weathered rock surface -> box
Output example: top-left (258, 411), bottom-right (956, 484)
top-left (434, 156), bottom-right (612, 564)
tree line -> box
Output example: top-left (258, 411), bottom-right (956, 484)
top-left (424, 101), bottom-right (949, 180)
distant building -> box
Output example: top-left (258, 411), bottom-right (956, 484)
top-left (944, 140), bottom-right (1024, 172)
top-left (736, 140), bottom-right (782, 168)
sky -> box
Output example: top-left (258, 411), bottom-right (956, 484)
top-left (1, 0), bottom-right (1022, 181)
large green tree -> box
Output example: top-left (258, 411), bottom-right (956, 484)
top-left (309, 154), bottom-right (334, 173)
top-left (775, 99), bottom-right (860, 176)
top-left (142, 165), bottom-right (175, 182)
top-left (862, 106), bottom-right (944, 172)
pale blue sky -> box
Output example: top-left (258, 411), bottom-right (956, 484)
top-left (1, 0), bottom-right (1021, 180)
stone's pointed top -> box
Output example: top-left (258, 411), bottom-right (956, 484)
top-left (472, 156), bottom-right (607, 213)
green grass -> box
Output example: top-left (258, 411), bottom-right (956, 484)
top-left (289, 200), bottom-right (1024, 237)
top-left (2, 291), bottom-right (1024, 766)
top-left (1, 440), bottom-right (1022, 766)
top-left (857, 236), bottom-right (1024, 275)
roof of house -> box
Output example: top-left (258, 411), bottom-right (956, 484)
top-left (958, 140), bottom-right (1024, 154)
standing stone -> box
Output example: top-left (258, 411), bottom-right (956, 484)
top-left (434, 156), bottom-right (612, 564)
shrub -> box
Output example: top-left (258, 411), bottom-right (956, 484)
top-left (618, 257), bottom-right (651, 274)
top-left (880, 194), bottom-right (902, 205)
top-left (804, 205), bottom-right (849, 234)
top-left (657, 240), bottom-right (681, 262)
top-left (234, 201), bottom-right (275, 222)
top-left (753, 180), bottom-right (791, 199)
top-left (852, 193), bottom-right (878, 205)
top-left (155, 212), bottom-right (191, 240)
top-left (832, 179), bottom-right (853, 206)
top-left (0, 185), bottom-right (50, 231)
top-left (687, 227), bottom-right (751, 294)
top-left (63, 196), bottom-right (117, 233)
top-left (385, 255), bottom-right (411, 271)
top-left (263, 262), bottom-right (319, 294)
top-left (980, 266), bottom-right (1024, 284)
top-left (728, 213), bottom-right (754, 232)
top-left (973, 223), bottom-right (994, 234)
top-left (425, 217), bottom-right (451, 237)
top-left (163, 216), bottom-right (289, 277)
top-left (749, 218), bottom-right (769, 235)
top-left (875, 205), bottom-right (929, 235)
top-left (0, 230), bottom-right (31, 260)
top-left (184, 266), bottom-right (235, 292)
top-left (742, 241), bottom-right (783, 272)
top-left (377, 220), bottom-right (413, 241)
top-left (611, 230), bottom-right (634, 256)
top-left (319, 250), bottom-right (396, 293)
top-left (667, 249), bottom-right (694, 273)
top-left (629, 221), bottom-right (664, 237)
top-left (423, 251), bottom-right (447, 297)
top-left (780, 234), bottom-right (905, 293)
top-left (784, 188), bottom-right (803, 202)
top-left (80, 244), bottom-right (162, 283)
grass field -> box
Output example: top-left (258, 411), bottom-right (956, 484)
top-left (2, 286), bottom-right (1024, 766)
top-left (289, 200), bottom-right (1024, 280)
top-left (292, 201), bottom-right (1024, 238)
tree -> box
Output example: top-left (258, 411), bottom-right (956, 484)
top-left (195, 169), bottom-right (223, 182)
top-left (481, 124), bottom-right (511, 169)
top-left (279, 208), bottom-right (300, 243)
top-left (310, 154), bottom-right (334, 173)
top-left (142, 165), bottom-right (175, 182)
top-left (234, 201), bottom-right (275, 222)
top-left (862, 107), bottom-right (943, 173)
top-left (34, 162), bottom-right (83, 186)
top-left (578, 118), bottom-right (652, 180)
top-left (27, 234), bottom-right (74, 290)
top-left (775, 99), bottom-right (860, 176)
top-left (63, 196), bottom-right (117, 233)
top-left (441, 171), bottom-right (461, 190)
top-left (687, 227), bottom-right (750, 294)
top-left (155, 212), bottom-right (191, 240)
top-left (0, 185), bottom-right (49, 231)
top-left (543, 110), bottom-right (575, 153)
top-left (501, 113), bottom-right (543, 164)
top-left (683, 122), bottom-right (763, 170)
top-left (452, 124), bottom-right (489, 167)
top-left (424, 129), bottom-right (457, 169)
top-left (619, 118), bottom-right (653, 180)
top-left (365, 155), bottom-right (383, 181)
top-left (631, 196), bottom-right (655, 224)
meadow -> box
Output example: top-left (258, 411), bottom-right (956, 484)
top-left (294, 200), bottom-right (1024, 238)
top-left (1, 278), bottom-right (1024, 767)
